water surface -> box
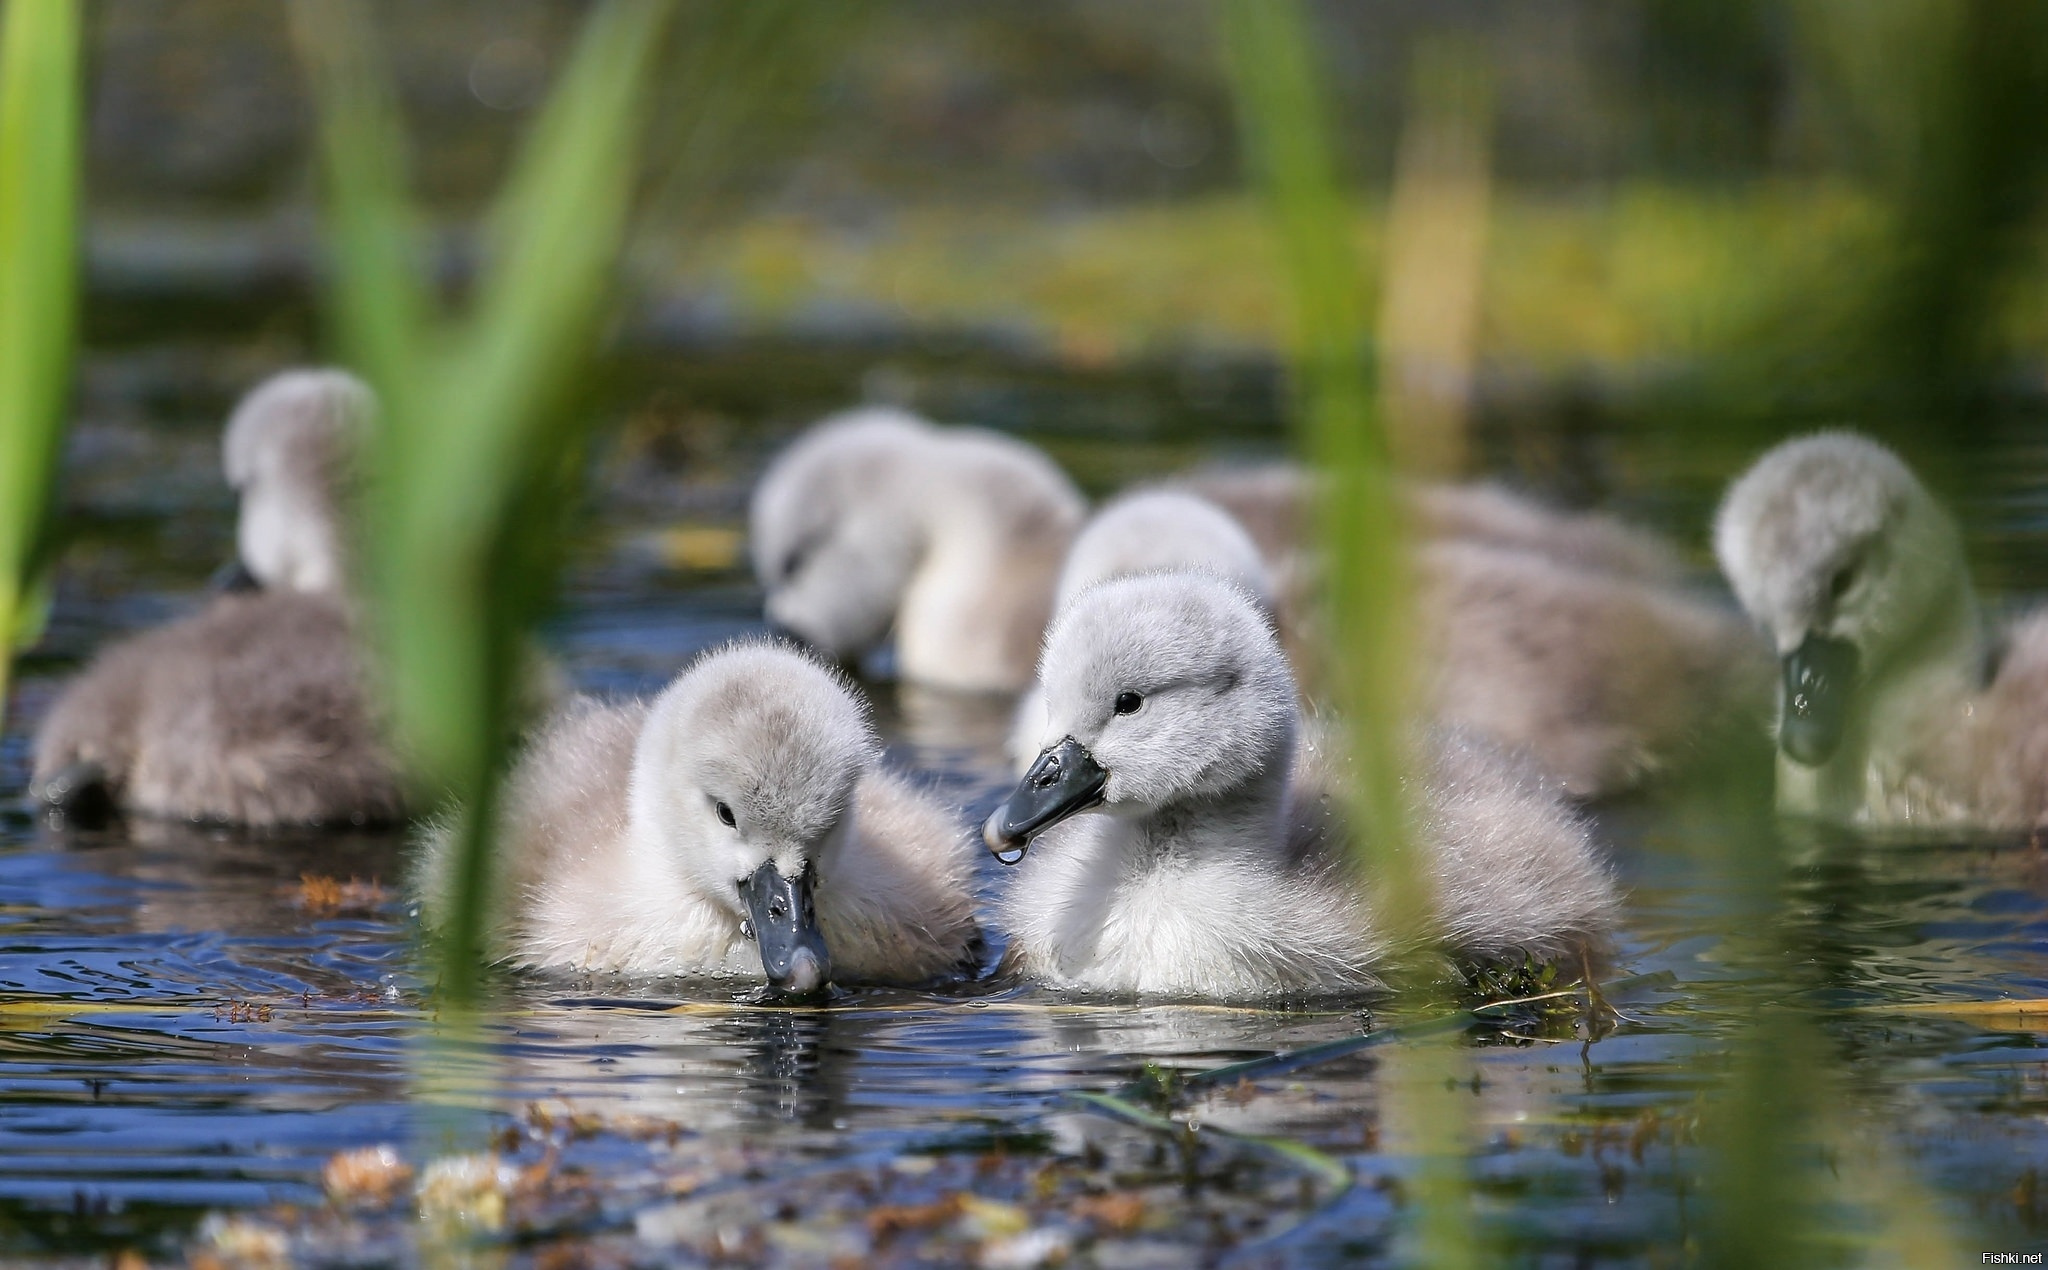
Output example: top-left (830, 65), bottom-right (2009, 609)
top-left (3, 361), bottom-right (2046, 1265)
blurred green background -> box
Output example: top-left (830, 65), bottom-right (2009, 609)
top-left (53, 2), bottom-right (2048, 583)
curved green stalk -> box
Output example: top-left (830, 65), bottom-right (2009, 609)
top-left (0, 0), bottom-right (81, 728)
top-left (291, 0), bottom-right (675, 1004)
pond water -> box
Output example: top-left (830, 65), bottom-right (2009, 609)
top-left (3, 354), bottom-right (2047, 1266)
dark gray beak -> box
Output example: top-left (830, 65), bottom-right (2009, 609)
top-left (981, 736), bottom-right (1108, 865)
top-left (1779, 632), bottom-right (1859, 767)
top-left (209, 559), bottom-right (263, 594)
top-left (739, 860), bottom-right (830, 994)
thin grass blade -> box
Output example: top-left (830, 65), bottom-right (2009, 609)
top-left (0, 0), bottom-right (82, 725)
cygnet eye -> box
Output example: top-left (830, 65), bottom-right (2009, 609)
top-left (1829, 564), bottom-right (1856, 602)
top-left (714, 799), bottom-right (737, 828)
top-left (1114, 691), bottom-right (1143, 716)
top-left (781, 529), bottom-right (826, 583)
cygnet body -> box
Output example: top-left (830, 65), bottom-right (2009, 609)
top-left (1177, 463), bottom-right (1767, 797)
top-left (1176, 464), bottom-right (1688, 584)
top-left (986, 572), bottom-right (1617, 1000)
top-left (1716, 432), bottom-right (2048, 829)
top-left (31, 370), bottom-right (404, 828)
top-left (1006, 489), bottom-right (1273, 771)
top-left (417, 643), bottom-right (981, 989)
top-left (1419, 538), bottom-right (1769, 798)
top-left (750, 407), bottom-right (1085, 693)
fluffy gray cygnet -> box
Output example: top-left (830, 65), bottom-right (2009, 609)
top-left (415, 642), bottom-right (981, 991)
top-left (986, 571), bottom-right (1618, 1000)
top-left (1177, 463), bottom-right (1769, 798)
top-left (1177, 464), bottom-right (1690, 585)
top-left (1005, 488), bottom-right (1274, 772)
top-left (749, 407), bottom-right (1085, 693)
top-left (31, 369), bottom-right (404, 828)
top-left (1717, 431), bottom-right (2048, 830)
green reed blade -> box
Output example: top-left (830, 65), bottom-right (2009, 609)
top-left (0, 0), bottom-right (81, 728)
top-left (1216, 0), bottom-right (1427, 957)
top-left (1217, 2), bottom-right (1479, 1265)
top-left (293, 0), bottom-right (674, 1004)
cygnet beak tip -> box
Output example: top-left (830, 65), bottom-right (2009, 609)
top-left (774, 945), bottom-right (827, 996)
top-left (981, 737), bottom-right (1108, 865)
top-left (981, 806), bottom-right (1030, 865)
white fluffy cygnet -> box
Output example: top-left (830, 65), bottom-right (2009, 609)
top-left (986, 572), bottom-right (1618, 1000)
top-left (1716, 431), bottom-right (2048, 830)
top-left (1053, 489), bottom-right (1274, 612)
top-left (416, 642), bottom-right (981, 990)
top-left (31, 369), bottom-right (405, 828)
top-left (749, 407), bottom-right (1085, 693)
top-left (1006, 489), bottom-right (1273, 771)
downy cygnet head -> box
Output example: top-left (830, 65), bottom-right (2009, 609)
top-left (748, 408), bottom-right (930, 658)
top-left (1714, 432), bottom-right (1965, 767)
top-left (983, 572), bottom-right (1294, 861)
top-left (1055, 490), bottom-right (1273, 610)
top-left (630, 642), bottom-right (879, 992)
top-left (221, 368), bottom-right (374, 596)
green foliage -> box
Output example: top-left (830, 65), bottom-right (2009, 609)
top-left (290, 0), bottom-right (674, 1004)
top-left (0, 0), bottom-right (81, 724)
top-left (1217, 0), bottom-right (1423, 958)
top-left (1217, 2), bottom-right (1478, 1266)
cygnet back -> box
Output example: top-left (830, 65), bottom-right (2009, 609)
top-left (1055, 489), bottom-right (1273, 610)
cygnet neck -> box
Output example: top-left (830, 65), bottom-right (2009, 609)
top-left (1778, 567), bottom-right (1984, 821)
top-left (893, 434), bottom-right (1081, 692)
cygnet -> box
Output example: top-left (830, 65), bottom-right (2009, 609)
top-left (416, 642), bottom-right (981, 990)
top-left (985, 571), bottom-right (1618, 1000)
top-left (1176, 464), bottom-right (1688, 584)
top-left (749, 407), bottom-right (1085, 693)
top-left (1178, 464), bottom-right (1769, 797)
top-left (1419, 537), bottom-right (1770, 798)
top-left (1716, 431), bottom-right (2048, 829)
top-left (31, 370), bottom-right (404, 828)
top-left (1006, 488), bottom-right (1274, 771)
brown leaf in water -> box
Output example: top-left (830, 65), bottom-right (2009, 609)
top-left (323, 1145), bottom-right (413, 1208)
top-left (867, 1194), bottom-right (964, 1242)
top-left (292, 874), bottom-right (389, 916)
top-left (1072, 1191), bottom-right (1149, 1233)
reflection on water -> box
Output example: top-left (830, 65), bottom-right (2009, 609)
top-left (4, 391), bottom-right (2048, 1261)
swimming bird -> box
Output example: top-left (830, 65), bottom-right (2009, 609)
top-left (1005, 489), bottom-right (1275, 771)
top-left (749, 407), bottom-right (1086, 693)
top-left (1417, 537), bottom-right (1770, 799)
top-left (1716, 431), bottom-right (2048, 830)
top-left (30, 370), bottom-right (406, 828)
top-left (985, 572), bottom-right (1617, 1000)
top-left (1181, 463), bottom-right (1767, 797)
top-left (1175, 464), bottom-right (1688, 585)
top-left (1054, 489), bottom-right (1275, 612)
top-left (416, 642), bottom-right (981, 990)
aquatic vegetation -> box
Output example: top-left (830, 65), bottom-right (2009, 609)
top-left (0, 0), bottom-right (80, 730)
top-left (1220, 2), bottom-right (1483, 1266)
top-left (290, 0), bottom-right (674, 1002)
